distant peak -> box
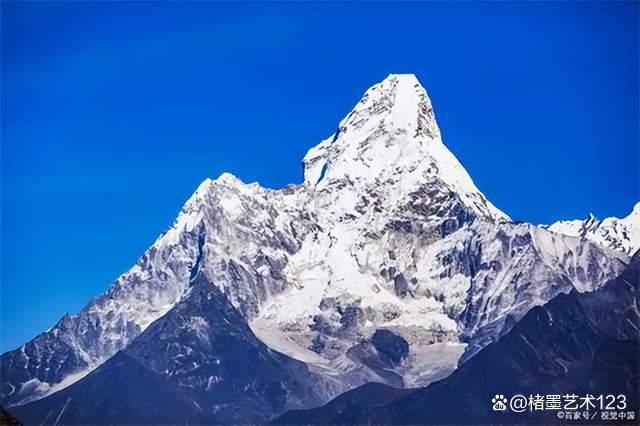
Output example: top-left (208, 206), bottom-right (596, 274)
top-left (182, 174), bottom-right (243, 211)
top-left (214, 172), bottom-right (244, 186)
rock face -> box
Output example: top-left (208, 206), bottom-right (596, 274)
top-left (370, 330), bottom-right (409, 365)
top-left (273, 382), bottom-right (415, 426)
top-left (545, 203), bottom-right (640, 256)
top-left (274, 253), bottom-right (640, 425)
top-left (0, 74), bottom-right (632, 421)
top-left (12, 274), bottom-right (330, 424)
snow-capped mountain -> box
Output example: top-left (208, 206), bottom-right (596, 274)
top-left (274, 252), bottom-right (640, 425)
top-left (1, 74), bottom-right (630, 420)
top-left (545, 203), bottom-right (640, 256)
top-left (13, 274), bottom-right (333, 424)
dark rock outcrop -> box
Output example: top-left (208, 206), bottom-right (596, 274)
top-left (13, 274), bottom-right (327, 425)
top-left (275, 254), bottom-right (640, 424)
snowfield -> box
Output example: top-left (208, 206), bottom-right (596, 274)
top-left (1, 74), bottom-right (634, 410)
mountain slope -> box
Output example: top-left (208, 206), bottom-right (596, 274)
top-left (12, 273), bottom-right (330, 424)
top-left (545, 203), bottom-right (640, 255)
top-left (275, 382), bottom-right (414, 426)
top-left (276, 252), bottom-right (640, 425)
top-left (1, 74), bottom-right (629, 412)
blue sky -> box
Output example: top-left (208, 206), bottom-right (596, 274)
top-left (1, 2), bottom-right (638, 352)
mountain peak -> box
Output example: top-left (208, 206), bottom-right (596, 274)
top-left (384, 72), bottom-right (419, 80)
top-left (301, 74), bottom-right (508, 221)
top-left (378, 73), bottom-right (422, 94)
top-left (6, 75), bottom-right (631, 420)
top-left (347, 73), bottom-right (436, 138)
top-left (546, 201), bottom-right (640, 255)
top-left (214, 172), bottom-right (244, 186)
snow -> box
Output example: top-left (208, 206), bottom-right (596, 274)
top-left (13, 363), bottom-right (100, 407)
top-left (251, 317), bottom-right (329, 366)
top-left (302, 74), bottom-right (509, 222)
top-left (3, 73), bottom-right (627, 407)
top-left (399, 342), bottom-right (466, 388)
top-left (545, 202), bottom-right (640, 255)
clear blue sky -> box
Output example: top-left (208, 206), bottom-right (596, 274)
top-left (1, 2), bottom-right (638, 352)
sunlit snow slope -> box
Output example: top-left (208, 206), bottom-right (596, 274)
top-left (0, 74), bottom-right (630, 409)
top-left (545, 203), bottom-right (640, 256)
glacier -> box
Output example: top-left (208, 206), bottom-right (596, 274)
top-left (1, 74), bottom-right (632, 417)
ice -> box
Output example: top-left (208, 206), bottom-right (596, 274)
top-left (2, 74), bottom-right (627, 408)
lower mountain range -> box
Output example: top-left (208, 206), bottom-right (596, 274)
top-left (274, 251), bottom-right (640, 425)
